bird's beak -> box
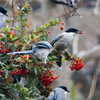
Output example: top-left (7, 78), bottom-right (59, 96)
top-left (67, 90), bottom-right (70, 92)
top-left (4, 13), bottom-right (8, 17)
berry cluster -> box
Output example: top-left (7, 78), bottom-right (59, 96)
top-left (38, 70), bottom-right (60, 87)
top-left (11, 69), bottom-right (29, 77)
top-left (0, 45), bottom-right (11, 54)
top-left (69, 59), bottom-right (84, 71)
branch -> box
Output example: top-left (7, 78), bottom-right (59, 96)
top-left (92, 0), bottom-right (100, 18)
top-left (72, 35), bottom-right (80, 55)
top-left (86, 73), bottom-right (97, 100)
top-left (4, 0), bottom-right (9, 7)
top-left (77, 44), bottom-right (100, 62)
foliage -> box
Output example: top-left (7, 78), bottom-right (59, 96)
top-left (0, 2), bottom-right (84, 100)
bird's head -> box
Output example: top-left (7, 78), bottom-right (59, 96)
top-left (58, 86), bottom-right (70, 92)
top-left (0, 7), bottom-right (8, 17)
top-left (65, 28), bottom-right (83, 34)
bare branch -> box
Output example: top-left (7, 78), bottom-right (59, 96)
top-left (86, 73), bottom-right (97, 100)
top-left (92, 0), bottom-right (100, 18)
top-left (77, 44), bottom-right (100, 62)
top-left (72, 35), bottom-right (80, 55)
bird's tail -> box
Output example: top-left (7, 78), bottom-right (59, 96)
top-left (7, 50), bottom-right (33, 55)
top-left (56, 55), bottom-right (62, 68)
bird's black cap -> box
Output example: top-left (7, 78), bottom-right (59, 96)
top-left (65, 28), bottom-right (82, 34)
top-left (58, 86), bottom-right (70, 92)
top-left (0, 7), bottom-right (8, 16)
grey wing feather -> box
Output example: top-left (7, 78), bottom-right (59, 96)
top-left (35, 42), bottom-right (52, 49)
top-left (51, 35), bottom-right (63, 46)
top-left (54, 88), bottom-right (61, 100)
top-left (0, 13), bottom-right (5, 29)
top-left (0, 23), bottom-right (3, 29)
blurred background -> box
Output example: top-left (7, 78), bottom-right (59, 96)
top-left (1, 0), bottom-right (100, 100)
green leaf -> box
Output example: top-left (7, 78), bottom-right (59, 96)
top-left (25, 63), bottom-right (28, 68)
top-left (4, 69), bottom-right (8, 79)
top-left (29, 34), bottom-right (31, 40)
top-left (6, 19), bottom-right (10, 23)
top-left (16, 23), bottom-right (19, 30)
top-left (33, 28), bottom-right (36, 32)
top-left (0, 93), bottom-right (5, 99)
top-left (34, 68), bottom-right (37, 75)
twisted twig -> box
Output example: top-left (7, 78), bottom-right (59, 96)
top-left (4, 0), bottom-right (10, 7)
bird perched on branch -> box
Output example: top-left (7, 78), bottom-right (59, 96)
top-left (51, 28), bottom-right (82, 67)
top-left (45, 86), bottom-right (70, 100)
top-left (7, 41), bottom-right (53, 64)
top-left (0, 7), bottom-right (8, 29)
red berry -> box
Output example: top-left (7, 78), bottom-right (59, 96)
top-left (62, 22), bottom-right (64, 25)
top-left (13, 13), bottom-right (15, 15)
top-left (1, 42), bottom-right (3, 44)
top-left (1, 45), bottom-right (3, 49)
top-left (48, 31), bottom-right (50, 33)
top-left (0, 34), bottom-right (2, 37)
top-left (37, 39), bottom-right (39, 41)
top-left (29, 55), bottom-right (32, 58)
top-left (61, 27), bottom-right (64, 30)
top-left (15, 49), bottom-right (18, 51)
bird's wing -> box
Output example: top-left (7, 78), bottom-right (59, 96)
top-left (35, 42), bottom-right (52, 49)
top-left (54, 88), bottom-right (66, 100)
top-left (7, 50), bottom-right (33, 55)
top-left (0, 23), bottom-right (3, 29)
top-left (46, 92), bottom-right (55, 100)
top-left (0, 13), bottom-right (5, 29)
top-left (54, 88), bottom-right (61, 100)
top-left (51, 35), bottom-right (63, 46)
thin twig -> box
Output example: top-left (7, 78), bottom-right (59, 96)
top-left (4, 0), bottom-right (9, 7)
top-left (86, 73), bottom-right (97, 100)
top-left (11, 0), bottom-right (15, 31)
top-left (61, 0), bottom-right (68, 16)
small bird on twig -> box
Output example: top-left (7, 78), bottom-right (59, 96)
top-left (51, 28), bottom-right (83, 68)
top-left (7, 41), bottom-right (53, 64)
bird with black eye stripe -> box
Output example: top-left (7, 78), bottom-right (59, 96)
top-left (7, 41), bottom-right (53, 64)
top-left (51, 28), bottom-right (83, 68)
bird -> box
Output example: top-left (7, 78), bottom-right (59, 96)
top-left (51, 28), bottom-right (82, 67)
top-left (7, 41), bottom-right (53, 64)
top-left (45, 86), bottom-right (70, 100)
top-left (0, 7), bottom-right (8, 29)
